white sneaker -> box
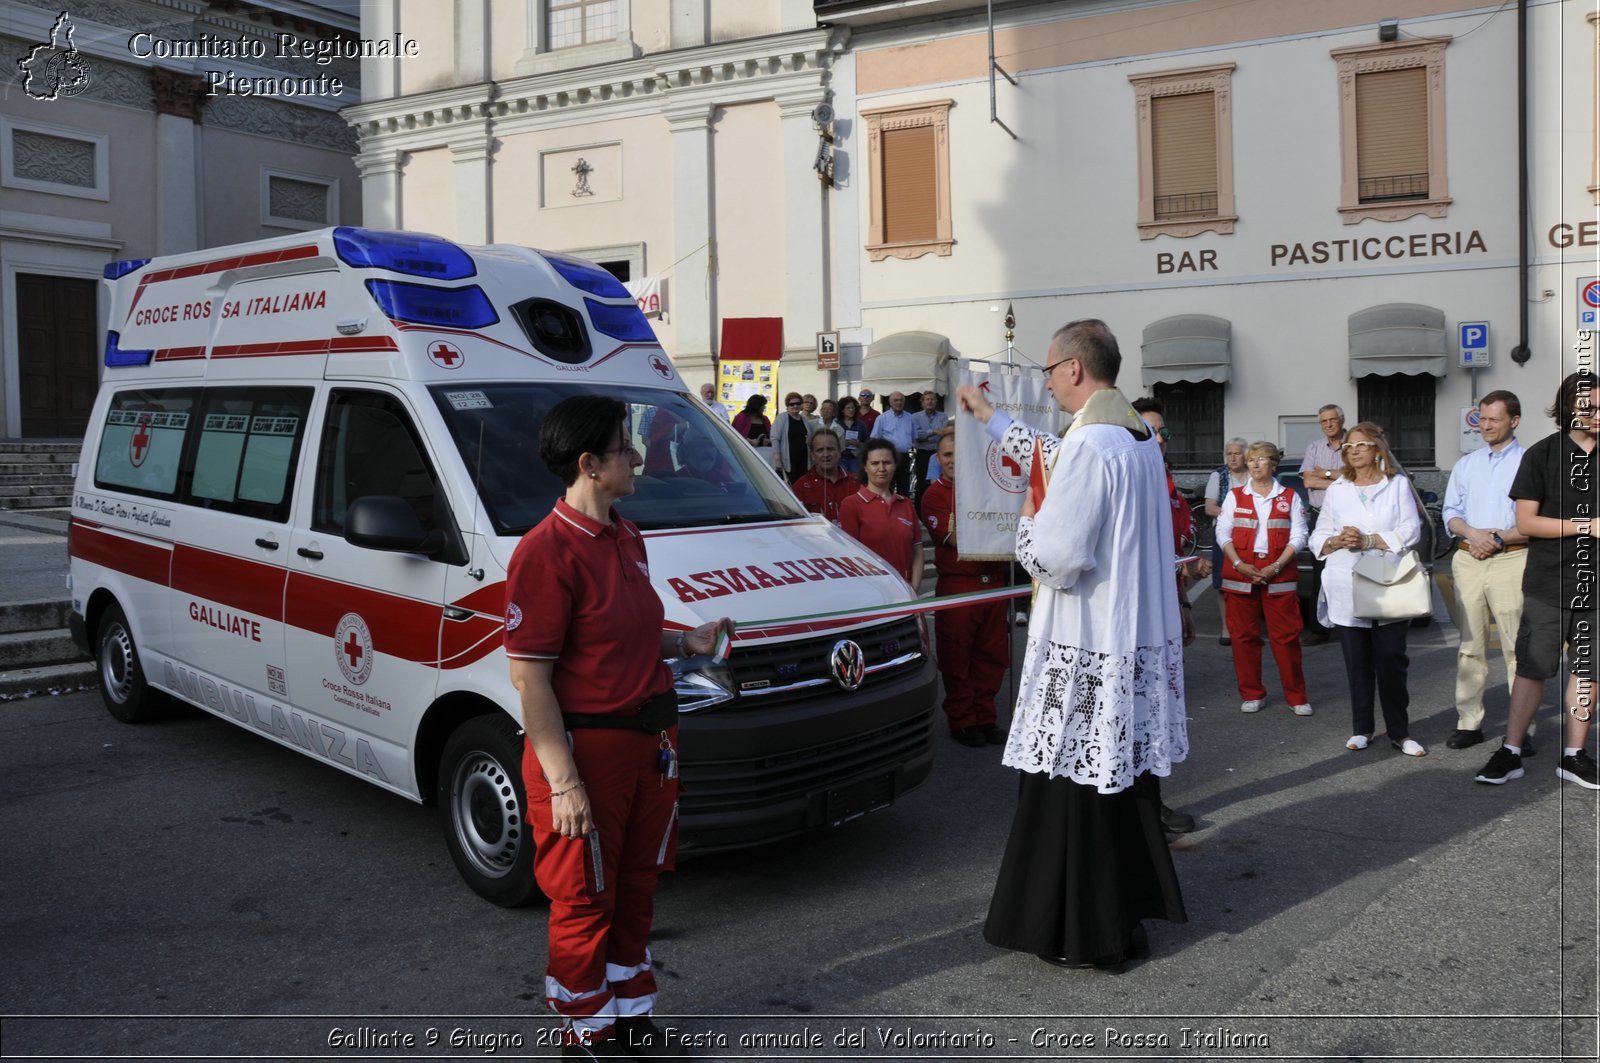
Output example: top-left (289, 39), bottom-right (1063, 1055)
top-left (1241, 699), bottom-right (1263, 713)
top-left (1291, 703), bottom-right (1313, 717)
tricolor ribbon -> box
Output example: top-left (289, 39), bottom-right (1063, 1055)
top-left (727, 584), bottom-right (1031, 641)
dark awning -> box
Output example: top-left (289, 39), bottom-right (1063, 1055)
top-left (1140, 314), bottom-right (1232, 386)
top-left (861, 330), bottom-right (952, 394)
top-left (719, 317), bottom-right (784, 360)
top-left (1348, 303), bottom-right (1446, 378)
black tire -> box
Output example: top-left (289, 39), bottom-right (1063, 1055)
top-left (438, 713), bottom-right (541, 907)
top-left (96, 603), bottom-right (158, 723)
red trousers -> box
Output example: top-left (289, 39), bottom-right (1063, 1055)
top-left (1225, 587), bottom-right (1308, 704)
top-left (525, 726), bottom-right (679, 1047)
top-left (934, 579), bottom-right (1011, 732)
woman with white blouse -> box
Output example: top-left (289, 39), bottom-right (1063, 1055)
top-left (1307, 423), bottom-right (1425, 756)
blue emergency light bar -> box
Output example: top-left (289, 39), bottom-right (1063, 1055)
top-left (585, 298), bottom-right (655, 343)
top-left (104, 331), bottom-right (154, 367)
top-left (364, 279), bottom-right (499, 329)
top-left (335, 227), bottom-right (477, 281)
top-left (544, 253), bottom-right (631, 299)
top-left (103, 259), bottom-right (151, 280)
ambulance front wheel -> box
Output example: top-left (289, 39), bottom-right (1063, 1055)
top-left (96, 603), bottom-right (157, 723)
top-left (439, 714), bottom-right (541, 907)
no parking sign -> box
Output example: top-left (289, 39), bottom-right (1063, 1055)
top-left (1580, 277), bottom-right (1600, 331)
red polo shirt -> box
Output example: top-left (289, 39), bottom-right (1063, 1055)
top-left (791, 467), bottom-right (853, 523)
top-left (839, 487), bottom-right (920, 582)
top-left (919, 477), bottom-right (1007, 584)
top-left (504, 498), bottom-right (671, 716)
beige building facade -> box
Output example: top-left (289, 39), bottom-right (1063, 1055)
top-left (353, 0), bottom-right (1598, 474)
top-left (344, 0), bottom-right (845, 408)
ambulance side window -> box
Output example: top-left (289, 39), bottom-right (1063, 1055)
top-left (93, 389), bottom-right (199, 500)
top-left (186, 387), bottom-right (312, 522)
top-left (314, 391), bottom-right (446, 537)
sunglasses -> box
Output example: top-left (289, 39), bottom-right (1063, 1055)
top-left (786, 400), bottom-right (802, 407)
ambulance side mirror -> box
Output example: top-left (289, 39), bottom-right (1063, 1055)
top-left (345, 495), bottom-right (446, 558)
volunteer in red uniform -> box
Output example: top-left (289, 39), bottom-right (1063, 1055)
top-left (504, 395), bottom-right (729, 1060)
top-left (1217, 441), bottom-right (1312, 717)
top-left (920, 426), bottom-right (1010, 747)
top-left (839, 437), bottom-right (923, 586)
top-left (790, 428), bottom-right (852, 524)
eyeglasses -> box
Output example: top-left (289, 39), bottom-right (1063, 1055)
top-left (599, 441), bottom-right (639, 458)
top-left (786, 400), bottom-right (802, 408)
top-left (1039, 357), bottom-right (1073, 377)
top-left (1155, 427), bottom-right (1171, 441)
top-left (1340, 441), bottom-right (1378, 452)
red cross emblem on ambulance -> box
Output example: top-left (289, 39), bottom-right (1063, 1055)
top-left (428, 341), bottom-right (464, 370)
top-left (334, 612), bottom-right (374, 686)
top-left (129, 414), bottom-right (153, 468)
top-left (648, 354), bottom-right (673, 379)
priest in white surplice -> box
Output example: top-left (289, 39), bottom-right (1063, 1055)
top-left (958, 319), bottom-right (1189, 969)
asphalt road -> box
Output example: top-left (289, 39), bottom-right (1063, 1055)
top-left (1, 599), bottom-right (1597, 1062)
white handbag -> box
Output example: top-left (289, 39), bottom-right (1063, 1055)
top-left (1351, 550), bottom-right (1431, 621)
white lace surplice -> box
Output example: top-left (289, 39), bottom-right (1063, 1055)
top-left (1000, 418), bottom-right (1189, 793)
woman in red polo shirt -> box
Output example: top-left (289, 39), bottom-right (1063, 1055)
top-left (839, 437), bottom-right (923, 587)
top-left (504, 395), bottom-right (728, 1059)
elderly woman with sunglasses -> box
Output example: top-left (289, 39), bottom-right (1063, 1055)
top-left (770, 391), bottom-right (815, 483)
top-left (1307, 422), bottom-right (1425, 757)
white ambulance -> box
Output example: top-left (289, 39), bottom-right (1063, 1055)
top-left (69, 227), bottom-right (936, 905)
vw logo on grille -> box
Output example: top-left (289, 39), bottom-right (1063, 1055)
top-left (829, 639), bottom-right (865, 691)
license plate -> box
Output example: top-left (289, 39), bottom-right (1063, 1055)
top-left (825, 773), bottom-right (893, 824)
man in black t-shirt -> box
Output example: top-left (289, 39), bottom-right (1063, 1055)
top-left (1475, 371), bottom-right (1600, 789)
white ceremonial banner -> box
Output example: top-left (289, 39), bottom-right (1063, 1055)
top-left (951, 359), bottom-right (1057, 560)
top-left (624, 276), bottom-right (663, 317)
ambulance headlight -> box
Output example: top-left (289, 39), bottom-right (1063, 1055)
top-left (674, 669), bottom-right (734, 714)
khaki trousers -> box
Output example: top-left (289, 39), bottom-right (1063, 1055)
top-left (1451, 548), bottom-right (1527, 729)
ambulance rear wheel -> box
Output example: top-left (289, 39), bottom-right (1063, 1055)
top-left (96, 603), bottom-right (157, 724)
top-left (439, 714), bottom-right (541, 907)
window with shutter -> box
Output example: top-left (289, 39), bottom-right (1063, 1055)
top-left (1355, 68), bottom-right (1428, 202)
top-left (863, 100), bottom-right (954, 262)
top-left (1129, 65), bottom-right (1235, 239)
top-left (1357, 374), bottom-right (1436, 468)
top-left (1334, 39), bottom-right (1451, 223)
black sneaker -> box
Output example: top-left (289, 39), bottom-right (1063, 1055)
top-left (952, 727), bottom-right (987, 747)
top-left (1445, 728), bottom-right (1485, 750)
top-left (617, 1017), bottom-right (688, 1057)
top-left (1557, 749), bottom-right (1600, 790)
top-left (1474, 746), bottom-right (1524, 785)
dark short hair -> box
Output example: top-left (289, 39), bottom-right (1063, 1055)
top-left (1050, 318), bottom-right (1122, 384)
top-left (810, 427), bottom-right (841, 449)
top-left (743, 394), bottom-right (768, 414)
top-left (1547, 372), bottom-right (1599, 430)
top-left (839, 396), bottom-right (859, 417)
top-left (1477, 390), bottom-right (1521, 418)
top-left (1130, 397), bottom-right (1164, 417)
top-left (540, 395), bottom-right (628, 487)
top-left (858, 437), bottom-right (898, 484)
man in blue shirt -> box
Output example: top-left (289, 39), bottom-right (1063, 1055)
top-left (910, 390), bottom-right (948, 508)
top-left (869, 390), bottom-right (917, 496)
top-left (1441, 391), bottom-right (1528, 750)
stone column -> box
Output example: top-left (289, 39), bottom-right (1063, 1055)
top-left (152, 68), bottom-right (204, 254)
top-left (451, 135), bottom-right (494, 245)
top-left (777, 94), bottom-right (830, 350)
top-left (666, 103), bottom-right (716, 374)
top-left (354, 150), bottom-right (406, 228)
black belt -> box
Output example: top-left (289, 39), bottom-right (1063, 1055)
top-left (563, 690), bottom-right (679, 732)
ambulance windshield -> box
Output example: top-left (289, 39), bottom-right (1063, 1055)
top-left (431, 384), bottom-right (809, 535)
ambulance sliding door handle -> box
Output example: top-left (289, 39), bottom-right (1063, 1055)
top-left (255, 538), bottom-right (279, 551)
top-left (297, 546), bottom-right (324, 560)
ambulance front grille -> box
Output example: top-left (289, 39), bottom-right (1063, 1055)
top-left (724, 616), bottom-right (923, 704)
top-left (677, 712), bottom-right (932, 814)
